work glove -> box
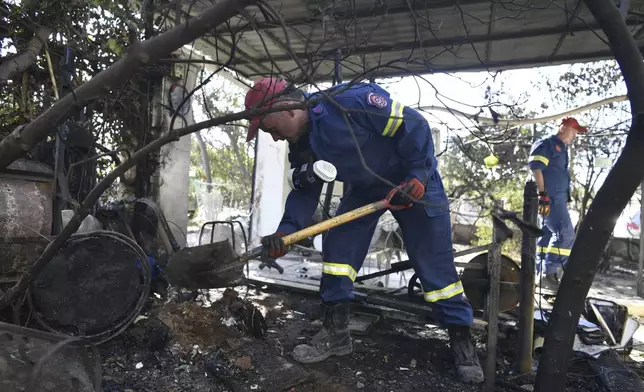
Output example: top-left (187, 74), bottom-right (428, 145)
top-left (389, 178), bottom-right (425, 207)
top-left (261, 232), bottom-right (287, 259)
top-left (538, 192), bottom-right (551, 217)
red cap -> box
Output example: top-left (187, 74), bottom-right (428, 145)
top-left (561, 117), bottom-right (588, 133)
top-left (244, 77), bottom-right (289, 142)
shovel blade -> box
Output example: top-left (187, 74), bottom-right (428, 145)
top-left (164, 240), bottom-right (246, 289)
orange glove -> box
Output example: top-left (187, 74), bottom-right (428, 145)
top-left (538, 192), bottom-right (551, 217)
top-left (261, 232), bottom-right (287, 259)
top-left (390, 178), bottom-right (425, 206)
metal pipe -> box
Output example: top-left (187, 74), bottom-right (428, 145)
top-left (637, 180), bottom-right (644, 297)
top-left (52, 47), bottom-right (76, 234)
top-left (333, 49), bottom-right (343, 85)
top-left (322, 50), bottom-right (343, 217)
top-left (518, 180), bottom-right (538, 373)
top-left (355, 245), bottom-right (492, 282)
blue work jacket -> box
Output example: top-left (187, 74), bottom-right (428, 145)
top-left (528, 135), bottom-right (570, 198)
top-left (277, 82), bottom-right (448, 234)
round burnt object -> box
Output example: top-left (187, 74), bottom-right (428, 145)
top-left (460, 252), bottom-right (521, 313)
top-left (30, 231), bottom-right (151, 343)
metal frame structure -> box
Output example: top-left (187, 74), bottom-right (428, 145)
top-left (175, 0), bottom-right (644, 83)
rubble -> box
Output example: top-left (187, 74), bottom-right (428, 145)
top-left (233, 356), bottom-right (252, 370)
top-left (157, 300), bottom-right (243, 351)
top-left (155, 288), bottom-right (267, 353)
top-left (3, 280), bottom-right (642, 392)
top-left (124, 316), bottom-right (170, 352)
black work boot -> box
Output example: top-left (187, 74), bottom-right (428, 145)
top-left (291, 302), bottom-right (353, 364)
top-left (448, 325), bottom-right (484, 384)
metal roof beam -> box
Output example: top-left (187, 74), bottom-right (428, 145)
top-left (485, 1), bottom-right (496, 62)
top-left (230, 18), bottom-right (642, 66)
top-left (300, 45), bottom-right (644, 82)
top-left (214, 0), bottom-right (492, 35)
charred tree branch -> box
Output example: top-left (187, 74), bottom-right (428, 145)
top-left (0, 0), bottom-right (256, 170)
top-left (0, 26), bottom-right (52, 85)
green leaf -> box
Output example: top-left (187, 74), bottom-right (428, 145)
top-left (106, 38), bottom-right (124, 56)
top-left (106, 38), bottom-right (118, 52)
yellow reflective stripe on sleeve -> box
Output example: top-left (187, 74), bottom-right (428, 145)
top-left (529, 155), bottom-right (549, 166)
top-left (382, 101), bottom-right (404, 137)
top-left (537, 246), bottom-right (571, 256)
top-left (424, 281), bottom-right (464, 303)
top-left (322, 262), bottom-right (358, 281)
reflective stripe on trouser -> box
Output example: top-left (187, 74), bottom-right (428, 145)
top-left (320, 189), bottom-right (473, 327)
top-left (536, 197), bottom-right (575, 275)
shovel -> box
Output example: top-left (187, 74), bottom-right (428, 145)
top-left (164, 187), bottom-right (409, 289)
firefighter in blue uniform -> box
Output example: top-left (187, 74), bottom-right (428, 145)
top-left (528, 117), bottom-right (587, 290)
top-left (244, 77), bottom-right (483, 384)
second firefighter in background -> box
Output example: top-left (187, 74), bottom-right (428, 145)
top-left (528, 117), bottom-right (587, 290)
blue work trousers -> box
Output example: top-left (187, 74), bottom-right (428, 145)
top-left (320, 189), bottom-right (474, 327)
top-left (537, 196), bottom-right (575, 275)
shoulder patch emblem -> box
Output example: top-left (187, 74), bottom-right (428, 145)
top-left (555, 145), bottom-right (561, 152)
top-left (367, 92), bottom-right (388, 109)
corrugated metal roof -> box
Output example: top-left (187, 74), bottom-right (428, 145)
top-left (176, 0), bottom-right (644, 82)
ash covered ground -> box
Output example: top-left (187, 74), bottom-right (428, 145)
top-left (94, 285), bottom-right (641, 392)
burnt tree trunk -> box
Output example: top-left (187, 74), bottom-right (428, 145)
top-left (535, 0), bottom-right (644, 390)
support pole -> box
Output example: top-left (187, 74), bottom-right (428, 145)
top-left (52, 47), bottom-right (75, 235)
top-left (518, 181), bottom-right (538, 373)
top-left (322, 50), bottom-right (343, 216)
top-left (485, 206), bottom-right (502, 392)
top-left (638, 181), bottom-right (644, 297)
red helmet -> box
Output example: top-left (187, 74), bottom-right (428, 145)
top-left (244, 77), bottom-right (289, 142)
top-left (561, 117), bottom-right (588, 133)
